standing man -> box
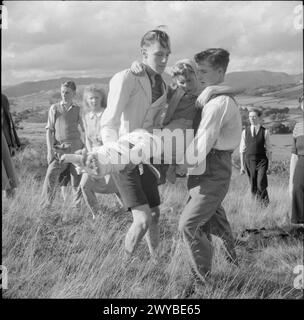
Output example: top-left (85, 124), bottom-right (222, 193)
top-left (178, 48), bottom-right (242, 282)
top-left (100, 29), bottom-right (170, 259)
top-left (239, 108), bottom-right (272, 206)
top-left (40, 81), bottom-right (84, 211)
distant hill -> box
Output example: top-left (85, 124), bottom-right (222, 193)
top-left (225, 70), bottom-right (302, 90)
top-left (2, 70), bottom-right (302, 98)
top-left (262, 84), bottom-right (303, 99)
top-left (2, 77), bottom-right (111, 98)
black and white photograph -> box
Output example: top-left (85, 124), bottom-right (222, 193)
top-left (1, 0), bottom-right (303, 305)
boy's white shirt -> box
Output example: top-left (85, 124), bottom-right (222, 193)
top-left (185, 95), bottom-right (242, 176)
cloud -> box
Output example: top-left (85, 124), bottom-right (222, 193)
top-left (2, 1), bottom-right (303, 85)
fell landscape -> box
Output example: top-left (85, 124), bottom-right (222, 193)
top-left (2, 70), bottom-right (303, 298)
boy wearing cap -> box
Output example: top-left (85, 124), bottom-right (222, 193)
top-left (40, 81), bottom-right (84, 210)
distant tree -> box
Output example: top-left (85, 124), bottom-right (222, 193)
top-left (283, 107), bottom-right (289, 114)
top-left (240, 108), bottom-right (249, 127)
top-left (270, 114), bottom-right (277, 121)
top-left (270, 122), bottom-right (292, 134)
top-left (277, 113), bottom-right (287, 121)
top-left (264, 109), bottom-right (273, 116)
top-left (11, 109), bottom-right (31, 130)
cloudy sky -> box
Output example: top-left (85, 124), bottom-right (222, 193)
top-left (2, 1), bottom-right (303, 86)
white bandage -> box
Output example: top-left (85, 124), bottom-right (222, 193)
top-left (61, 130), bottom-right (163, 178)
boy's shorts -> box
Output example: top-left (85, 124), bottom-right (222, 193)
top-left (112, 164), bottom-right (161, 210)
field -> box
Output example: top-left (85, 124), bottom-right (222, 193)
top-left (2, 148), bottom-right (303, 299)
top-left (236, 95), bottom-right (300, 109)
top-left (2, 92), bottom-right (303, 299)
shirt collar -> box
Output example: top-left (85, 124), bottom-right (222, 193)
top-left (251, 124), bottom-right (261, 130)
top-left (251, 124), bottom-right (261, 133)
top-left (144, 65), bottom-right (162, 85)
top-left (88, 110), bottom-right (104, 119)
top-left (60, 101), bottom-right (75, 111)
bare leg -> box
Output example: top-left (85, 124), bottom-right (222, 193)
top-left (144, 206), bottom-right (160, 257)
top-left (125, 204), bottom-right (152, 255)
top-left (166, 164), bottom-right (177, 184)
top-left (115, 193), bottom-right (124, 209)
top-left (61, 186), bottom-right (68, 202)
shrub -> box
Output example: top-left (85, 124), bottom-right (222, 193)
top-left (269, 122), bottom-right (292, 134)
top-left (11, 111), bottom-right (30, 130)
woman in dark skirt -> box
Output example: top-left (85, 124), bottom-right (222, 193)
top-left (289, 95), bottom-right (304, 225)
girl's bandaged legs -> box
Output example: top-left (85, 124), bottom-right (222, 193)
top-left (61, 130), bottom-right (164, 177)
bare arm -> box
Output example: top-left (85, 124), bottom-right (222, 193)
top-left (46, 129), bottom-right (55, 164)
top-left (196, 84), bottom-right (246, 108)
top-left (289, 153), bottom-right (298, 197)
top-left (239, 129), bottom-right (246, 174)
top-left (85, 135), bottom-right (93, 152)
top-left (45, 105), bottom-right (56, 164)
top-left (220, 81), bottom-right (246, 95)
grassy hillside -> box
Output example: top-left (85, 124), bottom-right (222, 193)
top-left (2, 79), bottom-right (303, 298)
top-left (2, 137), bottom-right (303, 299)
top-left (225, 70), bottom-right (301, 91)
top-left (2, 77), bottom-right (111, 98)
top-left (262, 84), bottom-right (303, 99)
top-left (3, 70), bottom-right (302, 98)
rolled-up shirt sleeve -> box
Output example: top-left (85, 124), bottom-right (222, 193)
top-left (239, 129), bottom-right (246, 153)
top-left (45, 104), bottom-right (56, 131)
top-left (264, 129), bottom-right (272, 154)
top-left (100, 71), bottom-right (134, 144)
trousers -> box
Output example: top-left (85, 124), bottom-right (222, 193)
top-left (179, 149), bottom-right (236, 278)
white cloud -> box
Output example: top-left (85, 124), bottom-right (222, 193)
top-left (1, 0), bottom-right (303, 85)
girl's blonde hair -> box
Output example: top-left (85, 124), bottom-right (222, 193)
top-left (82, 84), bottom-right (107, 114)
top-left (170, 59), bottom-right (198, 80)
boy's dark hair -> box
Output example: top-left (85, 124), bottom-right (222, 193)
top-left (194, 48), bottom-right (230, 73)
top-left (61, 81), bottom-right (76, 92)
top-left (249, 108), bottom-right (263, 117)
top-left (140, 29), bottom-right (171, 51)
